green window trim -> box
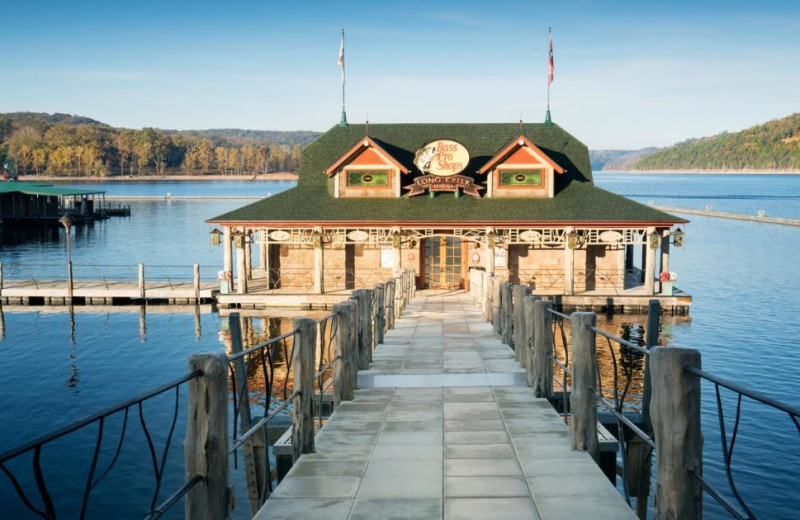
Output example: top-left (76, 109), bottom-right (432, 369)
top-left (346, 170), bottom-right (390, 188)
top-left (498, 169), bottom-right (542, 187)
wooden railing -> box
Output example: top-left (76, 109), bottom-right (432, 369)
top-left (470, 269), bottom-right (800, 520)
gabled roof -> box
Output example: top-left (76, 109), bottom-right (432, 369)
top-left (324, 136), bottom-right (409, 176)
top-left (477, 135), bottom-right (565, 174)
top-left (209, 123), bottom-right (687, 226)
top-left (0, 181), bottom-right (104, 196)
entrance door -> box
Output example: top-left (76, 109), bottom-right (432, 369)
top-left (423, 237), bottom-right (463, 288)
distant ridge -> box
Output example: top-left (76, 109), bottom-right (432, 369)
top-left (590, 148), bottom-right (658, 171)
top-left (624, 113), bottom-right (800, 172)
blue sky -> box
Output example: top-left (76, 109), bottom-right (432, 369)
top-left (2, 0), bottom-right (799, 149)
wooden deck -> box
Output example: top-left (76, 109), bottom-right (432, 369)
top-left (255, 291), bottom-right (636, 520)
top-left (0, 280), bottom-right (216, 304)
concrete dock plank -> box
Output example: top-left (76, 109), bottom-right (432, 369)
top-left (254, 291), bottom-right (637, 520)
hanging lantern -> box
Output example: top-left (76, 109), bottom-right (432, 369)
top-left (673, 228), bottom-right (684, 247)
top-left (567, 230), bottom-right (579, 249)
top-left (209, 228), bottom-right (222, 246)
top-left (648, 232), bottom-right (661, 249)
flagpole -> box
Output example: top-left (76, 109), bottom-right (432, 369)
top-left (545, 27), bottom-right (553, 126)
top-left (339, 29), bottom-right (348, 127)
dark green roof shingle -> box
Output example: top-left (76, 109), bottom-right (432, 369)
top-left (210, 123), bottom-right (685, 226)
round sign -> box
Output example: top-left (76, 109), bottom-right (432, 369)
top-left (413, 140), bottom-right (470, 177)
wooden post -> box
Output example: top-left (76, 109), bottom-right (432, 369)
top-left (512, 285), bottom-right (531, 363)
top-left (386, 281), bottom-right (395, 330)
top-left (564, 243), bottom-right (575, 295)
top-left (643, 299), bottom-right (661, 429)
top-left (362, 289), bottom-right (374, 367)
top-left (244, 235), bottom-right (252, 280)
top-left (570, 312), bottom-right (599, 462)
top-left (491, 278), bottom-right (502, 333)
top-left (292, 317), bottom-right (317, 461)
top-left (138, 263), bottom-right (145, 299)
top-left (228, 314), bottom-right (267, 513)
top-left (650, 348), bottom-right (703, 520)
top-left (531, 299), bottom-right (554, 399)
top-left (645, 229), bottom-right (657, 295)
top-left (484, 275), bottom-right (494, 320)
top-left (0, 262), bottom-right (4, 297)
top-left (374, 283), bottom-right (385, 346)
top-left (313, 234), bottom-right (324, 294)
top-left (332, 302), bottom-right (356, 405)
top-left (500, 282), bottom-right (513, 345)
top-left (193, 264), bottom-right (201, 301)
top-left (185, 353), bottom-right (230, 520)
top-left (223, 227), bottom-right (232, 279)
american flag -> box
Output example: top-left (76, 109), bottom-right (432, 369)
top-left (548, 31), bottom-right (554, 85)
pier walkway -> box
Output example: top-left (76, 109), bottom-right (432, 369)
top-left (255, 291), bottom-right (635, 520)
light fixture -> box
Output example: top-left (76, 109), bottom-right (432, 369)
top-left (392, 236), bottom-right (401, 248)
top-left (567, 230), bottom-right (579, 249)
top-left (312, 232), bottom-right (322, 248)
top-left (673, 227), bottom-right (684, 247)
top-left (209, 228), bottom-right (222, 246)
top-left (648, 232), bottom-right (661, 249)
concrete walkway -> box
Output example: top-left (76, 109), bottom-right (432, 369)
top-left (255, 290), bottom-right (636, 520)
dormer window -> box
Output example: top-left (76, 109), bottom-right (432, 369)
top-left (478, 135), bottom-right (564, 198)
top-left (325, 137), bottom-right (409, 198)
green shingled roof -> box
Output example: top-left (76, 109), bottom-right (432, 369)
top-left (210, 123), bottom-right (685, 225)
top-left (0, 181), bottom-right (105, 196)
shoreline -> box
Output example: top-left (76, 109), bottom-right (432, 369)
top-left (16, 172), bottom-right (299, 182)
top-left (599, 169), bottom-right (800, 175)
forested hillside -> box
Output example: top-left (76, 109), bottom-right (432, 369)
top-left (590, 148), bottom-right (658, 171)
top-left (628, 113), bottom-right (800, 171)
top-left (0, 112), bottom-right (321, 177)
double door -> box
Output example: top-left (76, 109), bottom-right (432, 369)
top-left (422, 237), bottom-right (463, 289)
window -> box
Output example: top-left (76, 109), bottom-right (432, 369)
top-left (498, 169), bottom-right (542, 187)
top-left (346, 169), bottom-right (390, 187)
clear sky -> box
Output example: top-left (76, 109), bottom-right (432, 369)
top-left (2, 0), bottom-right (798, 149)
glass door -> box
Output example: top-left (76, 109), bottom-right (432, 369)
top-left (423, 237), bottom-right (462, 288)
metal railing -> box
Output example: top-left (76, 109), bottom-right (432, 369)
top-left (0, 371), bottom-right (204, 520)
top-left (1, 263), bottom-right (219, 289)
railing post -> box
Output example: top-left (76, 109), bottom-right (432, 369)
top-left (650, 347), bottom-right (703, 520)
top-left (332, 302), bottom-right (356, 405)
top-left (570, 312), bottom-right (599, 462)
top-left (291, 317), bottom-right (317, 461)
top-left (0, 262), bottom-right (3, 297)
top-left (374, 283), bottom-right (385, 346)
top-left (386, 281), bottom-right (395, 330)
top-left (643, 299), bottom-right (661, 429)
top-left (500, 282), bottom-right (513, 345)
top-left (193, 264), bottom-right (201, 301)
top-left (512, 285), bottom-right (532, 364)
top-left (185, 353), bottom-right (230, 520)
top-left (363, 288), bottom-right (374, 364)
top-left (532, 299), bottom-right (554, 399)
top-left (228, 314), bottom-right (267, 513)
top-left (138, 263), bottom-right (145, 298)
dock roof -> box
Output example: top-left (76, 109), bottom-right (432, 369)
top-left (209, 123), bottom-right (686, 226)
top-left (0, 181), bottom-right (105, 197)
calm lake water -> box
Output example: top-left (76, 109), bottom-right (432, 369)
top-left (1, 175), bottom-right (799, 519)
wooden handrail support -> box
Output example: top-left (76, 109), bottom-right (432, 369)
top-left (570, 312), bottom-right (599, 462)
top-left (332, 301), bottom-right (357, 405)
top-left (530, 298), bottom-right (554, 399)
top-left (374, 283), bottom-right (386, 346)
top-left (185, 353), bottom-right (231, 520)
top-left (650, 347), bottom-right (703, 520)
top-left (512, 284), bottom-right (532, 365)
top-left (138, 263), bottom-right (145, 298)
top-left (291, 317), bottom-right (317, 462)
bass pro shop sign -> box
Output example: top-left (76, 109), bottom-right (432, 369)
top-left (405, 140), bottom-right (483, 197)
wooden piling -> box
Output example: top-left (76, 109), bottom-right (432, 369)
top-left (228, 314), bottom-right (267, 513)
top-left (291, 317), bottom-right (317, 461)
top-left (512, 285), bottom-right (532, 364)
top-left (185, 353), bottom-right (230, 520)
top-left (193, 264), bottom-right (201, 301)
top-left (374, 283), bottom-right (385, 346)
top-left (491, 278), bottom-right (502, 333)
top-left (332, 302), bottom-right (356, 405)
top-left (138, 263), bottom-right (145, 299)
top-left (650, 347), bottom-right (703, 520)
top-left (570, 312), bottom-right (599, 462)
top-left (532, 299), bottom-right (554, 399)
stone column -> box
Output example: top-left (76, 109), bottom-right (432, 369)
top-left (485, 232), bottom-right (495, 275)
top-left (223, 227), bottom-right (233, 276)
top-left (392, 235), bottom-right (402, 276)
top-left (645, 227), bottom-right (657, 295)
top-left (313, 233), bottom-right (324, 294)
top-left (660, 230), bottom-right (670, 276)
top-left (564, 228), bottom-right (575, 295)
top-left (235, 232), bottom-right (247, 294)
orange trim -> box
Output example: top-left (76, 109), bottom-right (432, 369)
top-left (477, 135), bottom-right (564, 174)
top-left (324, 136), bottom-right (409, 176)
top-left (207, 219), bottom-right (688, 227)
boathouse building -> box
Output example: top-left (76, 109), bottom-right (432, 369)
top-left (209, 123), bottom-right (688, 310)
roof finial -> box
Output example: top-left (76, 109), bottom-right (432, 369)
top-left (366, 114), bottom-right (369, 137)
top-left (519, 115), bottom-right (523, 134)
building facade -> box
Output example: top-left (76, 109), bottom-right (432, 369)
top-left (209, 123), bottom-right (687, 303)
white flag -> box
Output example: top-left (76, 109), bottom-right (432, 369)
top-left (337, 33), bottom-right (345, 70)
